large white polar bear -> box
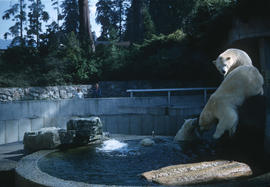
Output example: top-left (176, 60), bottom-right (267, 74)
top-left (199, 49), bottom-right (264, 139)
top-left (213, 48), bottom-right (253, 77)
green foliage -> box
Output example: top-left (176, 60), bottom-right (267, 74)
top-left (2, 0), bottom-right (27, 46)
top-left (27, 0), bottom-right (49, 46)
top-left (61, 0), bottom-right (79, 33)
top-left (96, 0), bottom-right (130, 40)
top-left (2, 0), bottom-right (270, 88)
top-left (183, 0), bottom-right (235, 40)
top-left (0, 32), bottom-right (100, 87)
top-left (149, 0), bottom-right (196, 35)
top-left (51, 32), bottom-right (100, 84)
top-left (142, 6), bottom-right (155, 40)
top-left (93, 43), bottom-right (129, 80)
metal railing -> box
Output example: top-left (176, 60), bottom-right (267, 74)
top-left (126, 87), bottom-right (217, 105)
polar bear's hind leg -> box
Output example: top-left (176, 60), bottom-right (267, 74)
top-left (213, 109), bottom-right (238, 139)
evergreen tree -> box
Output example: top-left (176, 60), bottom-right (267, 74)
top-left (149, 0), bottom-right (195, 35)
top-left (61, 0), bottom-right (79, 33)
top-left (2, 0), bottom-right (27, 46)
top-left (50, 0), bottom-right (61, 30)
top-left (27, 0), bottom-right (49, 46)
top-left (96, 0), bottom-right (117, 40)
top-left (96, 0), bottom-right (129, 40)
top-left (142, 5), bottom-right (155, 40)
top-left (115, 0), bottom-right (130, 39)
top-left (125, 0), bottom-right (154, 43)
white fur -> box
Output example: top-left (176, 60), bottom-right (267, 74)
top-left (174, 118), bottom-right (197, 141)
top-left (199, 65), bottom-right (264, 139)
top-left (213, 48), bottom-right (253, 76)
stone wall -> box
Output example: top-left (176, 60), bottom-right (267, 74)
top-left (0, 85), bottom-right (92, 102)
top-left (0, 80), bottom-right (207, 102)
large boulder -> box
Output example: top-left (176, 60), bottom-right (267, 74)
top-left (67, 117), bottom-right (103, 145)
top-left (58, 129), bottom-right (76, 145)
top-left (142, 160), bottom-right (252, 186)
top-left (23, 127), bottom-right (61, 151)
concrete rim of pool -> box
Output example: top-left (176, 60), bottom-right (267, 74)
top-left (15, 148), bottom-right (270, 187)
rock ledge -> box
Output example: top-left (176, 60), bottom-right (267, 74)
top-left (142, 160), bottom-right (252, 185)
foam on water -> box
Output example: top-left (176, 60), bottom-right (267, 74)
top-left (97, 139), bottom-right (128, 152)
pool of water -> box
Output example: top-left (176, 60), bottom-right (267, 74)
top-left (38, 136), bottom-right (218, 186)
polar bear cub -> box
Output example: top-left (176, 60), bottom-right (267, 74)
top-left (199, 49), bottom-right (264, 139)
top-left (213, 48), bottom-right (253, 76)
top-left (174, 118), bottom-right (198, 142)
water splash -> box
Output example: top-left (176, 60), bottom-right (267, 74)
top-left (97, 139), bottom-right (128, 152)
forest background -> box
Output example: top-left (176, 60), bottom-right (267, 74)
top-left (0, 0), bottom-right (268, 87)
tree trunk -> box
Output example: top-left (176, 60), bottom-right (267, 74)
top-left (78, 0), bottom-right (95, 52)
top-left (119, 0), bottom-right (123, 39)
top-left (36, 0), bottom-right (40, 47)
top-left (20, 0), bottom-right (23, 40)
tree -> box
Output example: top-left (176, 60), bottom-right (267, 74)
top-left (96, 0), bottom-right (117, 40)
top-left (78, 0), bottom-right (95, 52)
top-left (115, 0), bottom-right (130, 39)
top-left (149, 0), bottom-right (196, 35)
top-left (96, 0), bottom-right (129, 40)
top-left (125, 0), bottom-right (155, 43)
top-left (27, 0), bottom-right (49, 46)
top-left (50, 0), bottom-right (61, 30)
top-left (2, 0), bottom-right (27, 46)
top-left (61, 0), bottom-right (80, 33)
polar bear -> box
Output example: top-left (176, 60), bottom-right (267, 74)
top-left (213, 48), bottom-right (253, 77)
top-left (174, 118), bottom-right (198, 142)
top-left (199, 65), bottom-right (264, 139)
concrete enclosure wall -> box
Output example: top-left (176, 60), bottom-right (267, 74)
top-left (0, 95), bottom-right (204, 144)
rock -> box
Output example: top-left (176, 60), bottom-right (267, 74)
top-left (59, 129), bottom-right (76, 145)
top-left (23, 127), bottom-right (61, 151)
top-left (67, 117), bottom-right (103, 144)
top-left (40, 93), bottom-right (49, 100)
top-left (141, 160), bottom-right (252, 186)
top-left (59, 90), bottom-right (68, 99)
top-left (140, 138), bottom-right (155, 146)
top-left (174, 118), bottom-right (198, 142)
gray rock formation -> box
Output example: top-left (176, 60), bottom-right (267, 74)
top-left (23, 117), bottom-right (104, 150)
top-left (66, 117), bottom-right (103, 145)
top-left (23, 127), bottom-right (61, 151)
top-left (58, 129), bottom-right (76, 145)
top-left (141, 160), bottom-right (252, 186)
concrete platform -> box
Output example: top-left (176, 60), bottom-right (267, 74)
top-left (0, 142), bottom-right (26, 187)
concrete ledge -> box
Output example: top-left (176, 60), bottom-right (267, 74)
top-left (15, 150), bottom-right (116, 187)
top-left (0, 159), bottom-right (17, 187)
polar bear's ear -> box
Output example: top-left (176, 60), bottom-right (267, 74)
top-left (225, 57), bottom-right (231, 61)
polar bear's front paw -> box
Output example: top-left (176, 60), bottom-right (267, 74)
top-left (229, 126), bottom-right (237, 136)
top-left (213, 131), bottom-right (222, 139)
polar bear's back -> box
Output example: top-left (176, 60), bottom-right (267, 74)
top-left (213, 65), bottom-right (264, 104)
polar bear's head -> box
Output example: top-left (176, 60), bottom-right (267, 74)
top-left (212, 48), bottom-right (253, 76)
